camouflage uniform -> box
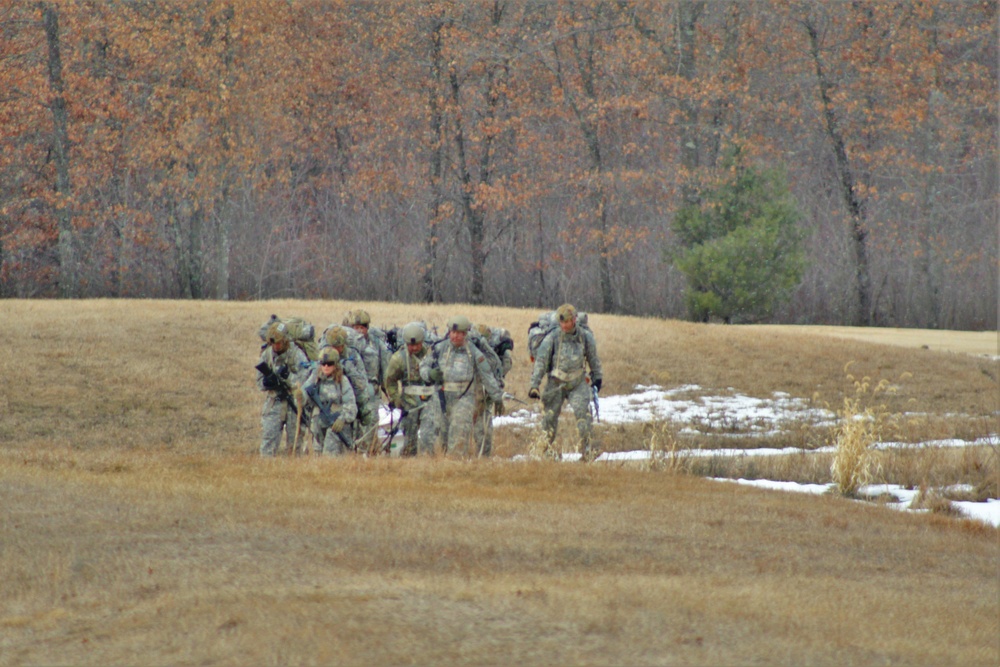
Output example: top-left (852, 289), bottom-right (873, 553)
top-left (343, 312), bottom-right (391, 452)
top-left (472, 325), bottom-right (513, 457)
top-left (300, 350), bottom-right (357, 456)
top-left (529, 305), bottom-right (603, 460)
top-left (321, 326), bottom-right (374, 452)
top-left (420, 317), bottom-right (503, 458)
top-left (256, 330), bottom-right (312, 457)
top-left (384, 325), bottom-right (439, 456)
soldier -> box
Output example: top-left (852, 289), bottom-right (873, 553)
top-left (322, 326), bottom-right (376, 453)
top-left (256, 322), bottom-right (311, 456)
top-left (472, 324), bottom-right (513, 457)
top-left (343, 310), bottom-right (391, 452)
top-left (384, 323), bottom-right (439, 456)
top-left (528, 303), bottom-right (603, 461)
top-left (343, 309), bottom-right (391, 392)
top-left (300, 348), bottom-right (357, 456)
top-left (420, 315), bottom-right (504, 458)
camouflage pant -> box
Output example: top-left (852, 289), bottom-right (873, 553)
top-left (398, 399), bottom-right (439, 456)
top-left (439, 390), bottom-right (478, 458)
top-left (540, 378), bottom-right (595, 458)
top-left (311, 419), bottom-right (354, 456)
top-left (260, 394), bottom-right (306, 456)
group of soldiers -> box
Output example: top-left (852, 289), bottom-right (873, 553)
top-left (254, 303), bottom-right (603, 461)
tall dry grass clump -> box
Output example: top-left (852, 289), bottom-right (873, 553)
top-left (829, 363), bottom-right (905, 496)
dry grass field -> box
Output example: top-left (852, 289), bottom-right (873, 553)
top-left (1, 299), bottom-right (997, 666)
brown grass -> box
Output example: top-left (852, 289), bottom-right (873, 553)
top-left (0, 299), bottom-right (997, 666)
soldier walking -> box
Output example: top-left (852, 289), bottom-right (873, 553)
top-left (300, 348), bottom-right (357, 456)
top-left (256, 322), bottom-right (311, 456)
top-left (321, 326), bottom-right (375, 453)
top-left (420, 315), bottom-right (504, 458)
top-left (473, 324), bottom-right (513, 457)
top-left (528, 304), bottom-right (603, 461)
top-left (384, 323), bottom-right (439, 456)
top-left (344, 310), bottom-right (391, 452)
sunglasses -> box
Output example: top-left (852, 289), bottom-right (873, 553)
top-left (320, 361), bottom-right (336, 367)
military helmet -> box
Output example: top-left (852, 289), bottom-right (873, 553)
top-left (446, 315), bottom-right (472, 333)
top-left (319, 347), bottom-right (340, 365)
top-left (267, 322), bottom-right (289, 344)
top-left (401, 323), bottom-right (425, 345)
top-left (556, 303), bottom-right (578, 323)
top-left (344, 309), bottom-right (371, 327)
top-left (476, 323), bottom-right (492, 337)
top-left (324, 326), bottom-right (348, 348)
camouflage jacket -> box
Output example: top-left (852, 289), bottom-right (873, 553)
top-left (384, 343), bottom-right (434, 410)
top-left (529, 326), bottom-right (602, 391)
top-left (300, 368), bottom-right (357, 426)
top-left (420, 339), bottom-right (503, 403)
top-left (256, 344), bottom-right (310, 395)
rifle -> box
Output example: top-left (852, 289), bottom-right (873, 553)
top-left (256, 361), bottom-right (291, 398)
top-left (303, 384), bottom-right (352, 450)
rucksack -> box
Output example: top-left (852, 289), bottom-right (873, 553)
top-left (468, 328), bottom-right (505, 388)
top-left (258, 314), bottom-right (320, 362)
top-left (527, 311), bottom-right (589, 362)
top-left (488, 327), bottom-right (514, 359)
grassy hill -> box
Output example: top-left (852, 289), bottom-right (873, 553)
top-left (1, 299), bottom-right (996, 666)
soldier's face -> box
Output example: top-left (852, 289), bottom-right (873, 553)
top-left (559, 318), bottom-right (576, 333)
top-left (406, 341), bottom-right (423, 355)
top-left (449, 330), bottom-right (467, 347)
top-left (272, 339), bottom-right (289, 353)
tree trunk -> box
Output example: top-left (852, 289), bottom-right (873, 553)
top-left (449, 65), bottom-right (486, 304)
top-left (41, 2), bottom-right (77, 298)
top-left (805, 18), bottom-right (873, 326)
top-left (677, 1), bottom-right (704, 206)
top-left (422, 16), bottom-right (446, 304)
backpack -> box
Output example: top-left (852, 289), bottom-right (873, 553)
top-left (527, 311), bottom-right (589, 362)
top-left (489, 327), bottom-right (514, 359)
top-left (258, 314), bottom-right (320, 362)
top-left (468, 327), bottom-right (505, 388)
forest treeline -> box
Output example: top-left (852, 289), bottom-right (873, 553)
top-left (0, 1), bottom-right (995, 329)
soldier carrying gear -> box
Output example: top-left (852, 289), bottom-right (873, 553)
top-left (384, 322), bottom-right (439, 456)
top-left (472, 323), bottom-right (513, 457)
top-left (256, 321), bottom-right (311, 456)
top-left (420, 314), bottom-right (504, 458)
top-left (300, 347), bottom-right (357, 456)
top-left (321, 325), bottom-right (375, 452)
top-left (528, 303), bottom-right (603, 461)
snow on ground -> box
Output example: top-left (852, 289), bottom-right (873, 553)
top-left (379, 384), bottom-right (1000, 527)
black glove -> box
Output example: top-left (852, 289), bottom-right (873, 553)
top-left (262, 374), bottom-right (279, 390)
top-left (528, 387), bottom-right (540, 400)
top-left (276, 365), bottom-right (290, 380)
top-left (592, 379), bottom-right (602, 393)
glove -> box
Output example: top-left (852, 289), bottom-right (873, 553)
top-left (393, 397), bottom-right (404, 410)
top-left (528, 387), bottom-right (540, 400)
top-left (292, 386), bottom-right (305, 406)
top-left (262, 374), bottom-right (279, 390)
top-left (592, 378), bottom-right (602, 393)
top-left (330, 417), bottom-right (346, 433)
top-left (494, 400), bottom-right (505, 416)
top-left (276, 365), bottom-right (290, 380)
top-left (428, 368), bottom-right (444, 383)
